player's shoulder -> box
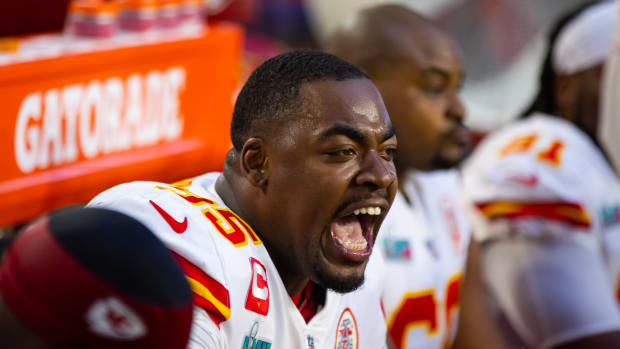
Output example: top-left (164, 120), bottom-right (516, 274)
top-left (472, 114), bottom-right (603, 166)
top-left (89, 173), bottom-right (260, 326)
top-left (378, 190), bottom-right (417, 239)
top-left (88, 172), bottom-right (261, 259)
top-left (463, 114), bottom-right (607, 202)
top-left (462, 115), bottom-right (613, 240)
top-left (412, 169), bottom-right (464, 214)
top-left (90, 172), bottom-right (220, 204)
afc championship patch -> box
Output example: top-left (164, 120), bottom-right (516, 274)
top-left (334, 308), bottom-right (358, 349)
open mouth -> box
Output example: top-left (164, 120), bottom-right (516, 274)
top-left (327, 205), bottom-right (383, 263)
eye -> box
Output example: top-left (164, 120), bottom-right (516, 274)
top-left (425, 83), bottom-right (445, 95)
top-left (422, 71), bottom-right (450, 95)
top-left (325, 148), bottom-right (357, 160)
top-left (332, 148), bottom-right (356, 157)
top-left (380, 147), bottom-right (397, 161)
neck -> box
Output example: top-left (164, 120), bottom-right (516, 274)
top-left (214, 173), bottom-right (242, 215)
top-left (215, 171), bottom-right (310, 298)
top-left (274, 256), bottom-right (310, 297)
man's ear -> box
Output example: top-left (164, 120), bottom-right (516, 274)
top-left (555, 73), bottom-right (579, 122)
top-left (239, 138), bottom-right (268, 189)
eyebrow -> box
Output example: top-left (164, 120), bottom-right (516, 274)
top-left (382, 125), bottom-right (396, 142)
top-left (318, 123), bottom-right (396, 144)
top-left (319, 124), bottom-right (365, 143)
top-left (424, 67), bottom-right (465, 85)
top-left (423, 67), bottom-right (450, 80)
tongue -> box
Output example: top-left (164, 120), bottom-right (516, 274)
top-left (331, 215), bottom-right (366, 244)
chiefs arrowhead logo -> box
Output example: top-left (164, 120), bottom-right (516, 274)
top-left (150, 200), bottom-right (188, 234)
top-left (86, 297), bottom-right (147, 340)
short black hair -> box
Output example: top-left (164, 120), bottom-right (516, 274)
top-left (231, 50), bottom-right (369, 151)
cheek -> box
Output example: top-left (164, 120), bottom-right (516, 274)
top-left (275, 163), bottom-right (353, 220)
top-left (392, 93), bottom-right (447, 148)
top-left (405, 88), bottom-right (449, 127)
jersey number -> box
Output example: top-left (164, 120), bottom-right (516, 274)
top-left (156, 182), bottom-right (261, 247)
top-left (387, 274), bottom-right (461, 349)
top-left (499, 134), bottom-right (564, 166)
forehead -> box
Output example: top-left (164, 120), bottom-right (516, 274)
top-left (299, 79), bottom-right (392, 135)
top-left (397, 28), bottom-right (463, 74)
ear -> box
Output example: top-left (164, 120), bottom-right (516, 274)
top-left (239, 137), bottom-right (269, 189)
top-left (554, 73), bottom-right (579, 122)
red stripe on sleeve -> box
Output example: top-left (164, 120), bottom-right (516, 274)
top-left (169, 251), bottom-right (231, 317)
top-left (475, 201), bottom-right (591, 228)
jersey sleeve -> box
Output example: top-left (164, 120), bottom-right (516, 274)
top-left (482, 237), bottom-right (620, 348)
top-left (88, 182), bottom-right (231, 338)
top-left (462, 118), bottom-right (620, 347)
top-left (461, 118), bottom-right (601, 243)
top-left (187, 308), bottom-right (227, 349)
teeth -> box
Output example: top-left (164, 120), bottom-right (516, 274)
top-left (352, 207), bottom-right (382, 216)
top-left (335, 236), bottom-right (368, 251)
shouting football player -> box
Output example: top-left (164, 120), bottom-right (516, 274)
top-left (462, 1), bottom-right (620, 348)
top-left (326, 5), bottom-right (478, 349)
top-left (0, 207), bottom-right (194, 349)
top-left (89, 51), bottom-right (397, 348)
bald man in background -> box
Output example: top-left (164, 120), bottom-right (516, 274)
top-left (327, 5), bottom-right (503, 349)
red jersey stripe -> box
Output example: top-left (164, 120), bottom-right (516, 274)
top-left (475, 201), bottom-right (591, 227)
top-left (170, 251), bottom-right (231, 322)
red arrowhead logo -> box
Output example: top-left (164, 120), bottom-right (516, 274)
top-left (149, 200), bottom-right (188, 234)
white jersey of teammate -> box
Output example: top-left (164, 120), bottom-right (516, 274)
top-left (462, 114), bottom-right (620, 348)
top-left (88, 172), bottom-right (386, 349)
top-left (369, 169), bottom-right (470, 349)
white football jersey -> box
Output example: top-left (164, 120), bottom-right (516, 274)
top-left (88, 173), bottom-right (386, 349)
top-left (462, 114), bottom-right (620, 347)
top-left (370, 169), bottom-right (470, 349)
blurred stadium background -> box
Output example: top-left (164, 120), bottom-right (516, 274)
top-left (0, 0), bottom-right (598, 228)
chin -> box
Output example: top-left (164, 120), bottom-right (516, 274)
top-left (311, 260), bottom-right (366, 293)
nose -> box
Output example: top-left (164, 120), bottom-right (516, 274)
top-left (447, 91), bottom-right (466, 123)
top-left (355, 151), bottom-right (396, 189)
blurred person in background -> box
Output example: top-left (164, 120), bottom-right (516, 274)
top-left (0, 207), bottom-right (194, 349)
top-left (89, 51), bottom-right (397, 348)
top-left (600, 0), bottom-right (620, 172)
top-left (325, 5), bottom-right (498, 349)
top-left (462, 1), bottom-right (620, 348)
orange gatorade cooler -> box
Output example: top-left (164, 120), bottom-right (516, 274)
top-left (67, 0), bottom-right (120, 38)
